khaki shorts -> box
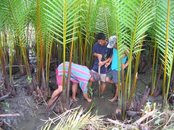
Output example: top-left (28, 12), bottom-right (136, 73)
top-left (106, 70), bottom-right (119, 84)
top-left (91, 70), bottom-right (106, 82)
top-left (100, 74), bottom-right (106, 82)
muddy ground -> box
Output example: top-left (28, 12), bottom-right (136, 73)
top-left (0, 70), bottom-right (163, 130)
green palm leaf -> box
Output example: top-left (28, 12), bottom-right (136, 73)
top-left (122, 0), bottom-right (155, 83)
top-left (0, 0), bottom-right (31, 38)
top-left (95, 0), bottom-right (121, 38)
top-left (121, 0), bottom-right (155, 92)
top-left (79, 0), bottom-right (97, 64)
top-left (111, 0), bottom-right (130, 56)
top-left (154, 0), bottom-right (174, 100)
top-left (44, 0), bottom-right (81, 45)
top-left (0, 0), bottom-right (32, 78)
top-left (112, 0), bottom-right (155, 118)
top-left (155, 0), bottom-right (174, 76)
top-left (123, 0), bottom-right (155, 54)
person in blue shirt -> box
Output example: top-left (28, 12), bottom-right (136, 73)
top-left (91, 33), bottom-right (113, 96)
top-left (105, 35), bottom-right (129, 102)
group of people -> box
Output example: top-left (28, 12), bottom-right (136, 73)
top-left (47, 33), bottom-right (128, 110)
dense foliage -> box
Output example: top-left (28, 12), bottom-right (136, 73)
top-left (0, 0), bottom-right (173, 118)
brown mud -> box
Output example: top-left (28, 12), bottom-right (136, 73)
top-left (0, 70), bottom-right (166, 130)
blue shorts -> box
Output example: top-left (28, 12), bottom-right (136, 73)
top-left (106, 70), bottom-right (121, 84)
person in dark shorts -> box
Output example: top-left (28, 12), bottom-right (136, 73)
top-left (105, 36), bottom-right (128, 102)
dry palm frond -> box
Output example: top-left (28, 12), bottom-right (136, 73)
top-left (108, 108), bottom-right (174, 130)
top-left (41, 106), bottom-right (106, 130)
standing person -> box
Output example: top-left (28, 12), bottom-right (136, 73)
top-left (105, 35), bottom-right (128, 102)
top-left (91, 33), bottom-right (113, 97)
top-left (46, 62), bottom-right (100, 110)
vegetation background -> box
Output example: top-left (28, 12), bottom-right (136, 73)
top-left (0, 0), bottom-right (174, 129)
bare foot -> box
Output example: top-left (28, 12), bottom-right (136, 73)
top-left (108, 97), bottom-right (118, 102)
top-left (72, 97), bottom-right (78, 102)
top-left (87, 98), bottom-right (92, 103)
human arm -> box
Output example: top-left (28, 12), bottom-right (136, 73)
top-left (92, 44), bottom-right (113, 67)
top-left (121, 48), bottom-right (129, 70)
top-left (99, 47), bottom-right (113, 67)
top-left (99, 56), bottom-right (113, 67)
top-left (121, 55), bottom-right (128, 70)
top-left (93, 52), bottom-right (102, 61)
top-left (122, 61), bottom-right (129, 70)
top-left (105, 56), bottom-right (113, 67)
top-left (92, 43), bottom-right (103, 62)
top-left (93, 52), bottom-right (105, 67)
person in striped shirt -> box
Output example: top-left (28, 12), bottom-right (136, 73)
top-left (47, 62), bottom-right (100, 110)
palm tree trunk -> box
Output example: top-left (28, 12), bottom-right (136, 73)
top-left (0, 33), bottom-right (11, 91)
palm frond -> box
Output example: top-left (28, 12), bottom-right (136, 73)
top-left (80, 0), bottom-right (97, 33)
top-left (44, 0), bottom-right (81, 45)
top-left (112, 0), bottom-right (130, 56)
top-left (0, 0), bottom-right (30, 38)
top-left (155, 0), bottom-right (174, 77)
top-left (122, 0), bottom-right (155, 90)
top-left (95, 0), bottom-right (117, 38)
top-left (0, 0), bottom-right (33, 79)
top-left (123, 0), bottom-right (155, 54)
top-left (41, 107), bottom-right (106, 130)
top-left (154, 0), bottom-right (174, 99)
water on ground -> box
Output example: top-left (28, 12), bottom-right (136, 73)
top-left (1, 71), bottom-right (154, 130)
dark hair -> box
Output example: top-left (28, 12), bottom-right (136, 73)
top-left (96, 32), bottom-right (106, 40)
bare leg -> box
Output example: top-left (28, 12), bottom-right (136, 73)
top-left (88, 79), bottom-right (93, 87)
top-left (105, 77), bottom-right (114, 84)
top-left (100, 81), bottom-right (106, 95)
top-left (109, 84), bottom-right (118, 102)
top-left (46, 86), bottom-right (63, 110)
top-left (83, 93), bottom-right (92, 102)
top-left (72, 83), bottom-right (78, 101)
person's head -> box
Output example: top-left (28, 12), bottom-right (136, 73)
top-left (107, 35), bottom-right (117, 49)
top-left (96, 32), bottom-right (107, 46)
top-left (89, 71), bottom-right (100, 82)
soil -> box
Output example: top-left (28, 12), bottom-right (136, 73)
top-left (0, 70), bottom-right (164, 130)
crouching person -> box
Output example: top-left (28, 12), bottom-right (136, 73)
top-left (46, 61), bottom-right (99, 110)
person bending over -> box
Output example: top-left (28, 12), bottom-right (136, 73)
top-left (47, 61), bottom-right (100, 110)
